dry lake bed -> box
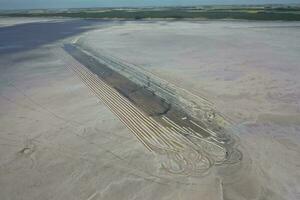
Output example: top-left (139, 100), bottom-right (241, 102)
top-left (0, 17), bottom-right (299, 200)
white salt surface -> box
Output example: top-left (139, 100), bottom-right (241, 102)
top-left (0, 18), bottom-right (299, 200)
top-left (78, 20), bottom-right (300, 200)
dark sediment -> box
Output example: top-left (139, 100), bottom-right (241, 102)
top-left (64, 44), bottom-right (213, 138)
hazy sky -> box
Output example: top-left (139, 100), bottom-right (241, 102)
top-left (1, 0), bottom-right (300, 10)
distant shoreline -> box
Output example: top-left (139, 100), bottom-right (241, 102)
top-left (1, 5), bottom-right (300, 21)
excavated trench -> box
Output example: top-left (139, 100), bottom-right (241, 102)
top-left (64, 44), bottom-right (213, 138)
top-left (63, 44), bottom-right (242, 176)
top-left (64, 44), bottom-right (170, 117)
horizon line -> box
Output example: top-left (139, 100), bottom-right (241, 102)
top-left (1, 3), bottom-right (300, 11)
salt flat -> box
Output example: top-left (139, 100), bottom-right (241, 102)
top-left (0, 18), bottom-right (299, 200)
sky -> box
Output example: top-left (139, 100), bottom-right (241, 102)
top-left (1, 0), bottom-right (300, 10)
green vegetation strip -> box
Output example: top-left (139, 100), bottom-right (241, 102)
top-left (2, 8), bottom-right (300, 21)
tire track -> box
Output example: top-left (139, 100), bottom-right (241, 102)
top-left (58, 47), bottom-right (242, 176)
